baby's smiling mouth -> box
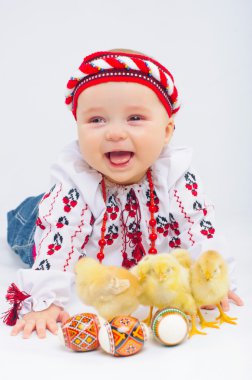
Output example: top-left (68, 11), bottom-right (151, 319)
top-left (105, 151), bottom-right (134, 165)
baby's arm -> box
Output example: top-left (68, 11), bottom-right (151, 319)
top-left (11, 304), bottom-right (70, 339)
top-left (169, 168), bottom-right (244, 309)
top-left (5, 182), bottom-right (94, 338)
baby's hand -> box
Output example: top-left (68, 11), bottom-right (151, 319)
top-left (220, 290), bottom-right (244, 311)
top-left (10, 304), bottom-right (70, 339)
top-left (202, 290), bottom-right (244, 311)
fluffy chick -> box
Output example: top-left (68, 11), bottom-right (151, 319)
top-left (131, 253), bottom-right (203, 336)
top-left (171, 249), bottom-right (220, 334)
top-left (171, 249), bottom-right (193, 270)
top-left (190, 250), bottom-right (237, 326)
top-left (75, 257), bottom-right (142, 320)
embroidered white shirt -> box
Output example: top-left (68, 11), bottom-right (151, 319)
top-left (17, 140), bottom-right (236, 316)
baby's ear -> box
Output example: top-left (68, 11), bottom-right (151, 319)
top-left (164, 117), bottom-right (175, 144)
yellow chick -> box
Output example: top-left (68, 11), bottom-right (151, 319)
top-left (190, 250), bottom-right (237, 327)
top-left (131, 253), bottom-right (204, 337)
top-left (75, 257), bottom-right (142, 320)
top-left (171, 249), bottom-right (220, 334)
top-left (171, 249), bottom-right (193, 270)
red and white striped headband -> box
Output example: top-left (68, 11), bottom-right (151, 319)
top-left (65, 51), bottom-right (180, 120)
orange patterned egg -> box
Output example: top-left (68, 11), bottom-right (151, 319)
top-left (59, 313), bottom-right (100, 352)
top-left (98, 316), bottom-right (149, 357)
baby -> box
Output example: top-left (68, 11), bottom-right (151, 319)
top-left (4, 48), bottom-right (243, 339)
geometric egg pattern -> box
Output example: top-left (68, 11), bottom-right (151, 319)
top-left (109, 316), bottom-right (147, 357)
top-left (62, 313), bottom-right (100, 352)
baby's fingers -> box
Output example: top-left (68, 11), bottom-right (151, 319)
top-left (11, 319), bottom-right (25, 336)
top-left (36, 319), bottom-right (46, 339)
top-left (57, 310), bottom-right (70, 325)
top-left (23, 320), bottom-right (36, 339)
top-left (46, 319), bottom-right (58, 335)
top-left (228, 291), bottom-right (244, 306)
top-left (221, 297), bottom-right (229, 312)
top-left (201, 305), bottom-right (216, 310)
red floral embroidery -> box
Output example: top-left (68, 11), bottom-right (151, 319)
top-left (62, 188), bottom-right (80, 213)
top-left (90, 214), bottom-right (95, 226)
top-left (193, 200), bottom-right (207, 216)
top-left (121, 189), bottom-right (146, 269)
top-left (200, 219), bottom-right (215, 239)
top-left (41, 184), bottom-right (56, 203)
top-left (105, 224), bottom-right (119, 246)
top-left (146, 188), bottom-right (159, 212)
top-left (36, 217), bottom-right (45, 230)
top-left (185, 172), bottom-right (198, 196)
top-left (156, 215), bottom-right (169, 237)
top-left (35, 259), bottom-right (51, 270)
top-left (169, 213), bottom-right (180, 235)
top-left (81, 235), bottom-right (89, 250)
top-left (168, 213), bottom-right (181, 248)
top-left (147, 187), bottom-right (170, 239)
top-left (47, 233), bottom-right (63, 255)
top-left (63, 204), bottom-right (90, 271)
top-left (125, 192), bottom-right (139, 217)
top-left (37, 184), bottom-right (62, 256)
top-left (106, 194), bottom-right (120, 220)
top-left (169, 237), bottom-right (181, 248)
top-left (43, 193), bottom-right (50, 201)
top-left (100, 196), bottom-right (120, 248)
top-left (56, 216), bottom-right (69, 228)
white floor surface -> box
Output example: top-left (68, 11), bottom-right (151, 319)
top-left (0, 217), bottom-right (251, 380)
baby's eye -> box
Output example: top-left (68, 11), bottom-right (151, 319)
top-left (89, 117), bottom-right (105, 124)
top-left (128, 115), bottom-right (143, 121)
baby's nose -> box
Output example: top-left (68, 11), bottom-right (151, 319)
top-left (105, 124), bottom-right (127, 141)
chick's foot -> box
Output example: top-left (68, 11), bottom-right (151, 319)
top-left (198, 309), bottom-right (219, 329)
top-left (216, 304), bottom-right (237, 325)
top-left (142, 306), bottom-right (153, 326)
top-left (188, 315), bottom-right (207, 338)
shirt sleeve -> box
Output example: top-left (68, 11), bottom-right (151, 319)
top-left (168, 168), bottom-right (237, 292)
top-left (17, 181), bottom-right (94, 316)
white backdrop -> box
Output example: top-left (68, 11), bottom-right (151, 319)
top-left (0, 1), bottom-right (251, 379)
top-left (0, 0), bottom-right (251, 221)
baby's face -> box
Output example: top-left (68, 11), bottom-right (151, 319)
top-left (76, 81), bottom-right (174, 185)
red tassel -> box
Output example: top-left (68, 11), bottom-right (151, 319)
top-left (132, 241), bottom-right (146, 263)
top-left (122, 257), bottom-right (135, 269)
top-left (1, 283), bottom-right (30, 326)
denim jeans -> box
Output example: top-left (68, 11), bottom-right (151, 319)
top-left (7, 193), bottom-right (45, 267)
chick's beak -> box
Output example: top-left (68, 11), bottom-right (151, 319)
top-left (205, 271), bottom-right (211, 281)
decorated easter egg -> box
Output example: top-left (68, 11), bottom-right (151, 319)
top-left (59, 313), bottom-right (101, 352)
top-left (151, 308), bottom-right (189, 346)
top-left (98, 316), bottom-right (149, 357)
